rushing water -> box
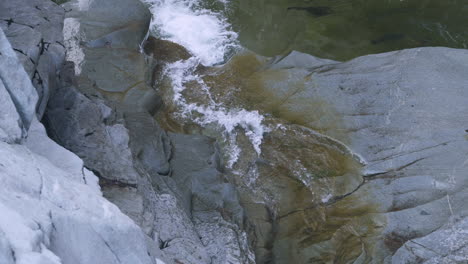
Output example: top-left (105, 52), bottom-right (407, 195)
top-left (147, 0), bottom-right (239, 65)
top-left (142, 0), bottom-right (467, 262)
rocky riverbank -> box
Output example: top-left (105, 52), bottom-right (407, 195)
top-left (1, 0), bottom-right (468, 263)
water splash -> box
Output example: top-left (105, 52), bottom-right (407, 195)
top-left (143, 0), bottom-right (268, 167)
top-left (164, 58), bottom-right (267, 167)
top-left (144, 0), bottom-right (239, 66)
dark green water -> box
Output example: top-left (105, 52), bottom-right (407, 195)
top-left (228, 0), bottom-right (468, 60)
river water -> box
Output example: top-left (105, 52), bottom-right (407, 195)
top-left (230, 0), bottom-right (468, 60)
top-left (142, 0), bottom-right (467, 262)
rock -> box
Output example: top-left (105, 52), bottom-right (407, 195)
top-left (66, 0), bottom-right (150, 50)
top-left (0, 21), bottom-right (164, 264)
top-left (243, 47), bottom-right (468, 263)
top-left (0, 230), bottom-right (14, 264)
top-left (0, 0), bottom-right (66, 119)
top-left (46, 62), bottom-right (254, 263)
top-left (143, 37), bottom-right (193, 87)
top-left (267, 50), bottom-right (337, 70)
top-left (63, 0), bottom-right (158, 112)
top-left (0, 2), bottom-right (172, 263)
top-left (143, 37), bottom-right (192, 63)
top-left (0, 28), bottom-right (38, 138)
top-left (0, 76), bottom-right (23, 143)
top-left (45, 73), bottom-right (141, 185)
top-left (44, 0), bottom-right (255, 263)
top-left (0, 139), bottom-right (160, 264)
top-left (26, 117), bottom-right (101, 193)
top-left (169, 133), bottom-right (254, 264)
top-left (102, 185), bottom-right (153, 235)
top-left (124, 111), bottom-right (171, 176)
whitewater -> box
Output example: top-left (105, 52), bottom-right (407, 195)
top-left (143, 0), bottom-right (268, 167)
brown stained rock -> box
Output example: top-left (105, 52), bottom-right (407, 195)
top-left (143, 37), bottom-right (193, 89)
top-left (144, 37), bottom-right (192, 63)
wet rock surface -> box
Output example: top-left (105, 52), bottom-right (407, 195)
top-left (45, 0), bottom-right (255, 263)
top-left (1, 0), bottom-right (468, 263)
top-left (150, 42), bottom-right (468, 262)
top-left (231, 48), bottom-right (468, 263)
top-left (1, 0), bottom-right (252, 263)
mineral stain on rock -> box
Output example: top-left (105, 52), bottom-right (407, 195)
top-left (146, 46), bottom-right (384, 262)
top-left (2, 0), bottom-right (468, 263)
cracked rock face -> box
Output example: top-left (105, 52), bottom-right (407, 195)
top-left (0, 25), bottom-right (164, 264)
top-left (0, 29), bottom-right (38, 142)
top-left (2, 0), bottom-right (468, 263)
top-left (44, 0), bottom-right (255, 263)
top-left (0, 0), bottom-right (66, 119)
top-left (238, 48), bottom-right (468, 263)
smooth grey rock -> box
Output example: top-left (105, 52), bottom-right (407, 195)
top-left (168, 133), bottom-right (244, 220)
top-left (102, 185), bottom-right (154, 235)
top-left (26, 117), bottom-right (101, 192)
top-left (65, 0), bottom-right (150, 49)
top-left (61, 0), bottom-right (158, 112)
top-left (254, 47), bottom-right (468, 263)
top-left (63, 0), bottom-right (150, 76)
top-left (168, 133), bottom-right (219, 214)
top-left (0, 2), bottom-right (167, 264)
top-left (268, 50), bottom-right (338, 70)
top-left (124, 111), bottom-right (171, 176)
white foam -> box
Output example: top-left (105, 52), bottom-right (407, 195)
top-left (164, 58), bottom-right (267, 167)
top-left (145, 0), bottom-right (265, 167)
top-left (144, 0), bottom-right (239, 66)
